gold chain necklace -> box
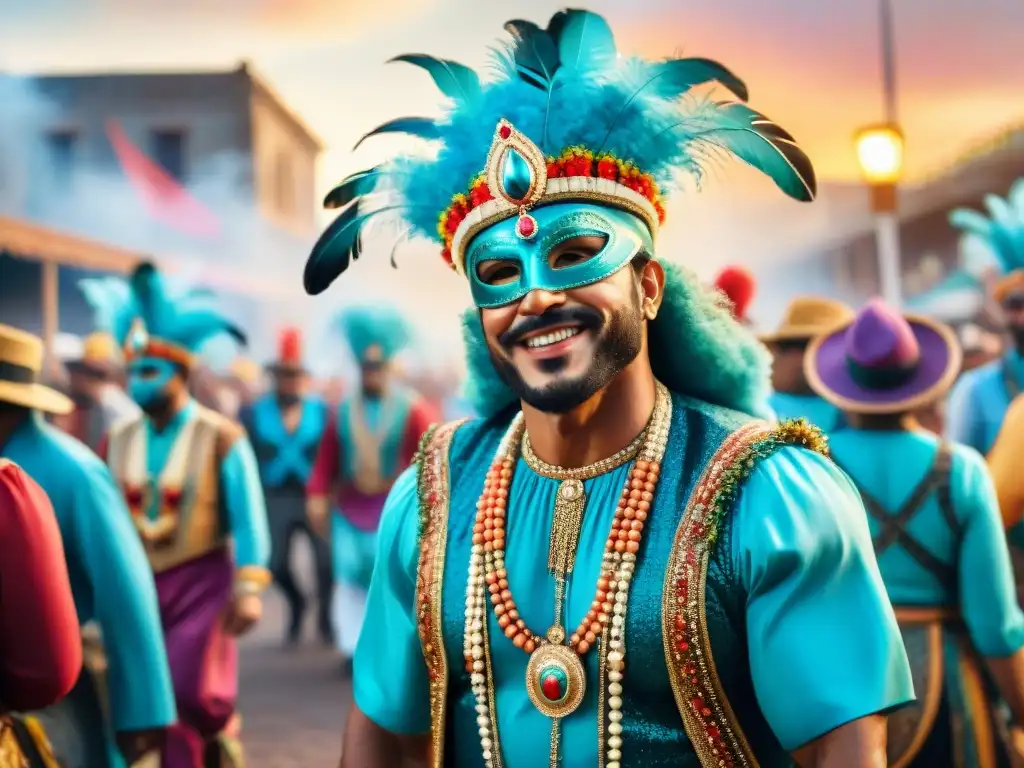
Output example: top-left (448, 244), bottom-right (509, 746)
top-left (464, 382), bottom-right (673, 768)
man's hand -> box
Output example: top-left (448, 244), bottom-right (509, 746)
top-left (307, 495), bottom-right (330, 538)
top-left (115, 727), bottom-right (166, 766)
top-left (223, 593), bottom-right (263, 636)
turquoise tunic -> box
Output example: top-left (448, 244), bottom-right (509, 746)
top-left (246, 394), bottom-right (328, 490)
top-left (1, 412), bottom-right (176, 764)
top-left (946, 349), bottom-right (1024, 455)
top-left (355, 398), bottom-right (913, 766)
top-left (141, 399), bottom-right (270, 569)
top-left (828, 428), bottom-right (1024, 656)
top-left (767, 390), bottom-right (844, 431)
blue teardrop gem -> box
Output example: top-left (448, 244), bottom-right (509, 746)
top-left (501, 148), bottom-right (533, 202)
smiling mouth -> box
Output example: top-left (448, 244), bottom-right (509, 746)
top-left (520, 325), bottom-right (584, 349)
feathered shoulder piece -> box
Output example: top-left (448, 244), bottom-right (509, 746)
top-left (949, 177), bottom-right (1024, 275)
top-left (305, 8), bottom-right (817, 295)
top-left (81, 262), bottom-right (246, 367)
top-left (333, 304), bottom-right (411, 363)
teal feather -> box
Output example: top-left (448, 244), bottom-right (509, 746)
top-left (334, 305), bottom-right (411, 361)
top-left (173, 309), bottom-right (247, 350)
top-left (502, 18), bottom-right (560, 89)
top-left (949, 208), bottom-right (992, 239)
top-left (389, 54), bottom-right (481, 104)
top-left (548, 9), bottom-right (617, 75)
top-left (690, 102), bottom-right (815, 201)
top-left (323, 168), bottom-right (381, 210)
top-left (353, 117), bottom-right (441, 150)
top-left (130, 263), bottom-right (176, 334)
top-left (304, 202), bottom-right (405, 295)
top-left (644, 58), bottom-right (748, 102)
top-left (78, 277), bottom-right (133, 339)
top-left (950, 186), bottom-right (1024, 273)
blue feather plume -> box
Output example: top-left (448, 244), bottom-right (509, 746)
top-left (333, 304), bottom-right (411, 361)
top-left (950, 178), bottom-right (1024, 274)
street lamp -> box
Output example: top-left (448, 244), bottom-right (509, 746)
top-left (855, 123), bottom-right (905, 308)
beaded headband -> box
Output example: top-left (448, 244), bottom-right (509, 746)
top-left (123, 318), bottom-right (194, 368)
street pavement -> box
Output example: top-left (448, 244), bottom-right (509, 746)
top-left (238, 539), bottom-right (350, 767)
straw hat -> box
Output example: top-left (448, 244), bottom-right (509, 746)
top-left (0, 324), bottom-right (74, 415)
top-left (758, 296), bottom-right (855, 344)
top-left (65, 331), bottom-right (121, 376)
top-left (805, 299), bottom-right (961, 415)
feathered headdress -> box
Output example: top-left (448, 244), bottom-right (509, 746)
top-left (949, 178), bottom-right (1024, 276)
top-left (333, 305), bottom-right (411, 363)
top-left (304, 8), bottom-right (816, 293)
top-left (79, 262), bottom-right (246, 368)
top-left (714, 265), bottom-right (756, 322)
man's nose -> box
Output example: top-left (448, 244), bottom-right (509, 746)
top-left (518, 288), bottom-right (566, 317)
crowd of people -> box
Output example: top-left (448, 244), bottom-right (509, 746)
top-left (2, 8), bottom-right (1024, 768)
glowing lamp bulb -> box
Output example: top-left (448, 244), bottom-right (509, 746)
top-left (855, 125), bottom-right (905, 185)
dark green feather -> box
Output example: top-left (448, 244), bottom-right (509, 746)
top-left (323, 168), bottom-right (380, 210)
top-left (648, 58), bottom-right (749, 102)
top-left (388, 54), bottom-right (482, 103)
top-left (353, 117), bottom-right (441, 150)
top-left (303, 203), bottom-right (403, 295)
top-left (502, 18), bottom-right (560, 88)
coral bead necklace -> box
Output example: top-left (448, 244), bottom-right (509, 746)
top-left (464, 382), bottom-right (672, 768)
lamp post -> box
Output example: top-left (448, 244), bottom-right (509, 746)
top-left (855, 124), bottom-right (905, 307)
top-left (855, 0), bottom-right (905, 307)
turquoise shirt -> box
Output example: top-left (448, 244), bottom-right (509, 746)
top-left (1, 413), bottom-right (176, 736)
top-left (946, 349), bottom-right (1024, 455)
top-left (355, 409), bottom-right (912, 764)
top-left (828, 428), bottom-right (1024, 658)
top-left (768, 390), bottom-right (844, 431)
top-left (142, 400), bottom-right (270, 569)
top-left (244, 394), bottom-right (327, 489)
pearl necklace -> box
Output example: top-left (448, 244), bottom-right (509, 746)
top-left (464, 382), bottom-right (673, 768)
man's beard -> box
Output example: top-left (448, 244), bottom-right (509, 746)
top-left (487, 297), bottom-right (644, 414)
top-left (140, 392), bottom-right (173, 418)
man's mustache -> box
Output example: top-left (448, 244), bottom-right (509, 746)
top-left (498, 306), bottom-right (604, 349)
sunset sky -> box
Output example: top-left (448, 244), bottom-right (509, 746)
top-left (2, 0), bottom-right (1023, 360)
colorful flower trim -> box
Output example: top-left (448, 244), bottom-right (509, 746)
top-left (436, 147), bottom-right (667, 268)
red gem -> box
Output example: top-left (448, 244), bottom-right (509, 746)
top-left (676, 639), bottom-right (689, 652)
top-left (541, 674), bottom-right (563, 701)
top-left (707, 726), bottom-right (720, 740)
top-left (517, 217), bottom-right (536, 237)
top-left (164, 489), bottom-right (182, 509)
top-left (499, 125), bottom-right (512, 140)
top-left (125, 488), bottom-right (143, 508)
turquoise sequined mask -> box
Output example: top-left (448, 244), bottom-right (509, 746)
top-left (466, 202), bottom-right (654, 308)
top-left (127, 358), bottom-right (177, 408)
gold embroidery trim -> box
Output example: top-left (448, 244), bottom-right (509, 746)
top-left (414, 419), bottom-right (466, 768)
top-left (662, 419), bottom-right (828, 767)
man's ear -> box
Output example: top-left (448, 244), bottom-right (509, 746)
top-left (640, 259), bottom-right (665, 320)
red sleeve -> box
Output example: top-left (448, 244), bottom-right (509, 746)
top-left (0, 461), bottom-right (82, 712)
top-left (306, 412), bottom-right (341, 497)
top-left (97, 434), bottom-right (109, 462)
top-left (399, 398), bottom-right (441, 466)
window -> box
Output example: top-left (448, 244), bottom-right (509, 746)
top-left (150, 129), bottom-right (187, 181)
top-left (274, 150), bottom-right (295, 217)
top-left (45, 130), bottom-right (78, 185)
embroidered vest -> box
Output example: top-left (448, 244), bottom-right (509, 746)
top-left (414, 397), bottom-right (828, 767)
top-left (337, 391), bottom-right (414, 495)
top-left (107, 405), bottom-right (236, 573)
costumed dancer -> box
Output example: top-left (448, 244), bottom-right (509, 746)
top-left (805, 299), bottom-right (1024, 766)
top-left (0, 324), bottom-right (175, 768)
top-left (95, 263), bottom-right (271, 768)
top-left (240, 327), bottom-right (333, 646)
top-left (713, 265), bottom-right (756, 328)
top-left (306, 306), bottom-right (436, 668)
top-left (946, 181), bottom-right (1024, 454)
top-left (0, 458), bottom-right (81, 767)
top-left (758, 296), bottom-right (854, 430)
top-left (54, 326), bottom-right (140, 454)
top-left (304, 11), bottom-right (913, 766)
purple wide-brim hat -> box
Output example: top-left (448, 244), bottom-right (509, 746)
top-left (805, 299), bottom-right (962, 414)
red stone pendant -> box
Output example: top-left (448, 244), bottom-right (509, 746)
top-left (516, 213), bottom-right (537, 240)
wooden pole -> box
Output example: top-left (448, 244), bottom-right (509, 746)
top-left (41, 259), bottom-right (59, 378)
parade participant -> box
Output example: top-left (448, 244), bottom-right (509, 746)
top-left (759, 295), bottom-right (854, 430)
top-left (96, 262), bottom-right (271, 768)
top-left (0, 324), bottom-right (175, 768)
top-left (306, 306), bottom-right (436, 669)
top-left (304, 11), bottom-right (913, 766)
top-left (0, 458), bottom-right (81, 767)
top-left (55, 331), bottom-right (139, 453)
top-left (947, 269), bottom-right (1024, 453)
top-left (806, 299), bottom-right (1024, 766)
top-left (713, 265), bottom-right (756, 327)
top-left (241, 327), bottom-right (332, 646)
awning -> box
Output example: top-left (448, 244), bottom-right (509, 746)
top-left (0, 215), bottom-right (144, 272)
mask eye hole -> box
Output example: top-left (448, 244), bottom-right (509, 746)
top-left (477, 259), bottom-right (521, 286)
top-left (549, 234), bottom-right (608, 269)
top-left (135, 364), bottom-right (162, 380)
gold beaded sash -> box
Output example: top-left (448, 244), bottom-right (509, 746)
top-left (662, 419), bottom-right (828, 767)
top-left (414, 419), bottom-right (466, 768)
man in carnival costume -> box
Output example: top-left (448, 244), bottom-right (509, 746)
top-left (306, 306), bottom-right (436, 668)
top-left (806, 299), bottom-right (1024, 766)
top-left (95, 263), bottom-right (271, 768)
top-left (0, 458), bottom-right (82, 767)
top-left (946, 180), bottom-right (1024, 454)
top-left (0, 324), bottom-right (175, 768)
top-left (304, 11), bottom-right (912, 767)
top-left (759, 296), bottom-right (854, 430)
top-left (241, 327), bottom-right (333, 646)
